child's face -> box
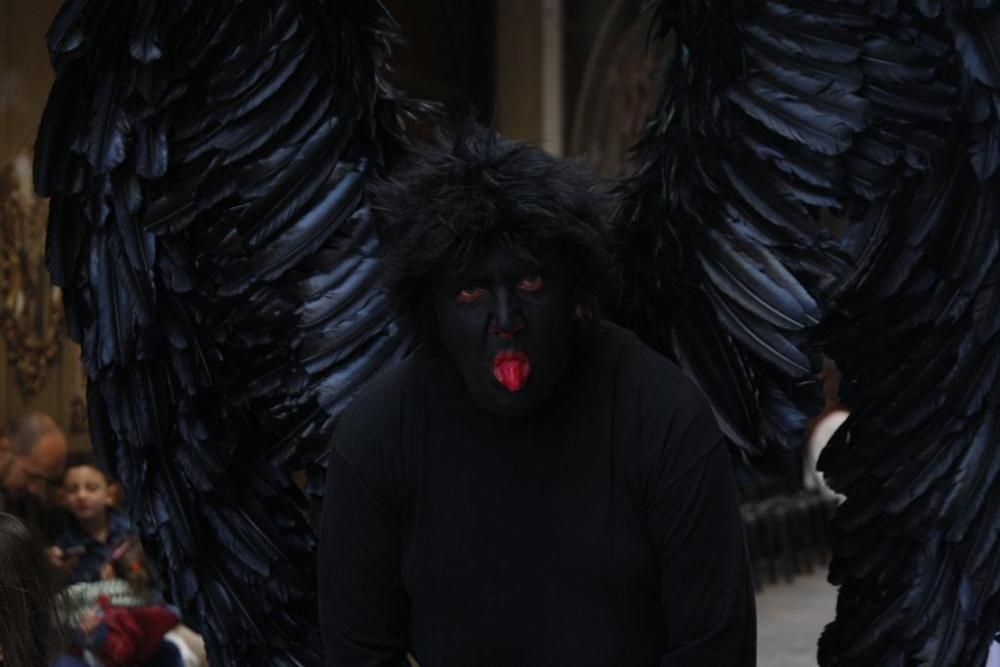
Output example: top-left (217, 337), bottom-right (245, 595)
top-left (62, 465), bottom-right (111, 521)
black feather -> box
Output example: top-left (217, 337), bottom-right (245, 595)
top-left (953, 8), bottom-right (1000, 87)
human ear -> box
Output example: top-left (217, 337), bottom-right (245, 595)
top-left (0, 435), bottom-right (10, 454)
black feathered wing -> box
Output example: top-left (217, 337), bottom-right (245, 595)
top-left (35, 1), bottom-right (411, 663)
top-left (619, 0), bottom-right (999, 664)
top-left (815, 4), bottom-right (1000, 665)
top-left (617, 0), bottom-right (860, 457)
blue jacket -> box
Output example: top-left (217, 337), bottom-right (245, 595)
top-left (55, 506), bottom-right (133, 584)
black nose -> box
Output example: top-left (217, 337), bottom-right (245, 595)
top-left (490, 322), bottom-right (525, 339)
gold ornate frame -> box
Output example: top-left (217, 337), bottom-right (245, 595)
top-left (0, 149), bottom-right (64, 397)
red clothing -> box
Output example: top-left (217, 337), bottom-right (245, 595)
top-left (92, 595), bottom-right (180, 666)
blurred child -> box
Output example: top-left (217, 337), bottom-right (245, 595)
top-left (58, 536), bottom-right (206, 667)
top-left (49, 456), bottom-right (132, 585)
top-left (59, 540), bottom-right (158, 628)
top-left (60, 538), bottom-right (183, 666)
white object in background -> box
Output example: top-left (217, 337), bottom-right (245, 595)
top-left (805, 409), bottom-right (848, 502)
top-left (164, 630), bottom-right (200, 667)
top-left (986, 635), bottom-right (1000, 667)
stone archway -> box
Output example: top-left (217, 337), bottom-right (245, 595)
top-left (567, 1), bottom-right (671, 179)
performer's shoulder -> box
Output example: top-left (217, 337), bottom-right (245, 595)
top-left (591, 320), bottom-right (691, 388)
top-left (330, 352), bottom-right (430, 476)
top-left (334, 351), bottom-right (428, 436)
top-left (595, 323), bottom-right (724, 482)
top-left (595, 320), bottom-right (718, 430)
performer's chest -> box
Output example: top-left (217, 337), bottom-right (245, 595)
top-left (397, 406), bottom-right (660, 622)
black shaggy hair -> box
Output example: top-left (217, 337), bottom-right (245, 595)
top-left (370, 122), bottom-right (614, 340)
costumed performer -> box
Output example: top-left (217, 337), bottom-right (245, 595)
top-left (318, 123), bottom-right (756, 667)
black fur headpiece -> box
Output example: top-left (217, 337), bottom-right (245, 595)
top-left (370, 122), bottom-right (613, 339)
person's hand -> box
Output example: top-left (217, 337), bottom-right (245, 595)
top-left (46, 546), bottom-right (66, 568)
top-left (46, 545), bottom-right (80, 572)
top-left (80, 609), bottom-right (102, 636)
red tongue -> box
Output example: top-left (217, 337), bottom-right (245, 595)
top-left (493, 359), bottom-right (530, 392)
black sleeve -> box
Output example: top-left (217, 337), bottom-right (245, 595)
top-left (318, 426), bottom-right (410, 667)
top-left (647, 397), bottom-right (757, 667)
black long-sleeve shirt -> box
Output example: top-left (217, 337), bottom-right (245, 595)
top-left (319, 322), bottom-right (756, 666)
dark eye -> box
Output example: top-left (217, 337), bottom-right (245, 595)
top-left (456, 286), bottom-right (487, 304)
top-left (517, 275), bottom-right (544, 292)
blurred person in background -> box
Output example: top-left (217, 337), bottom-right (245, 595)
top-left (49, 455), bottom-right (131, 585)
top-left (0, 413), bottom-right (68, 536)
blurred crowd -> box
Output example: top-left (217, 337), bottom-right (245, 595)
top-left (1, 412), bottom-right (206, 667)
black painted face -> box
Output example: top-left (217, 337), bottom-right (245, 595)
top-left (430, 248), bottom-right (575, 417)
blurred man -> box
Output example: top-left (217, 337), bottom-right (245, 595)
top-left (0, 412), bottom-right (68, 524)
